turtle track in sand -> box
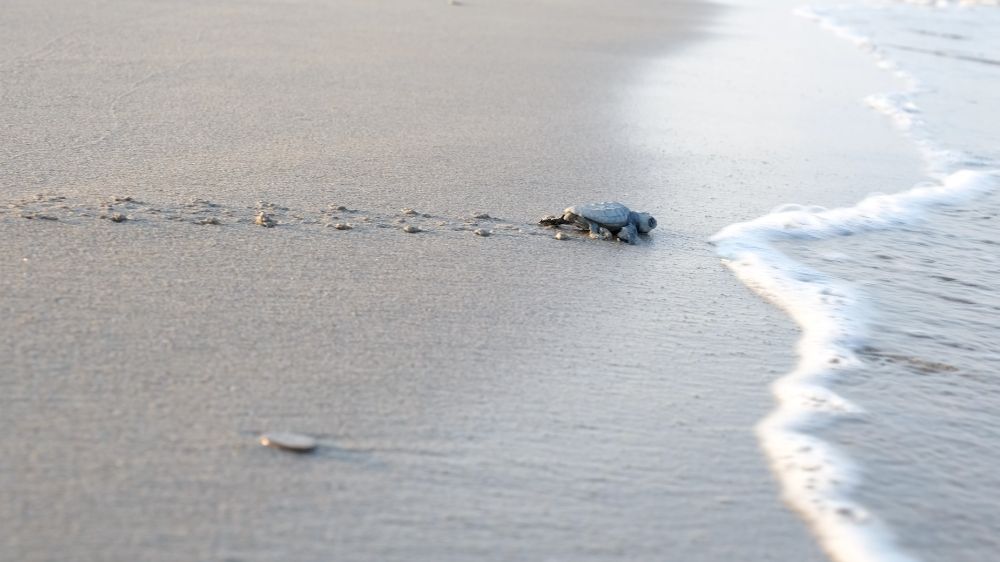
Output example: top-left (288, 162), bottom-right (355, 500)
top-left (0, 193), bottom-right (575, 241)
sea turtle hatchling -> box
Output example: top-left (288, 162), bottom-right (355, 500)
top-left (539, 202), bottom-right (656, 244)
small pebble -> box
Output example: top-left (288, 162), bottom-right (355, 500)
top-left (401, 208), bottom-right (418, 216)
top-left (402, 224), bottom-right (421, 233)
top-left (554, 231), bottom-right (567, 240)
top-left (198, 217), bottom-right (221, 225)
top-left (332, 223), bottom-right (352, 230)
top-left (107, 213), bottom-right (127, 223)
top-left (473, 212), bottom-right (491, 220)
top-left (255, 211), bottom-right (275, 227)
top-left (473, 228), bottom-right (491, 237)
top-left (330, 205), bottom-right (348, 211)
top-left (259, 432), bottom-right (318, 453)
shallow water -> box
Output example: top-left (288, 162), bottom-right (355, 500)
top-left (785, 188), bottom-right (1000, 561)
top-left (717, 1), bottom-right (1000, 560)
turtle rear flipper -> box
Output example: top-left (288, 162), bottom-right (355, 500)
top-left (586, 220), bottom-right (613, 240)
top-left (539, 215), bottom-right (568, 227)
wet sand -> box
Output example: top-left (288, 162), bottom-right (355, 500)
top-left (1, 0), bottom-right (922, 560)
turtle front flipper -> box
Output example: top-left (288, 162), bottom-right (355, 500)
top-left (617, 223), bottom-right (639, 244)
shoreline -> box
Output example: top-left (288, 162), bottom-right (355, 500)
top-left (0, 0), bottom-right (930, 560)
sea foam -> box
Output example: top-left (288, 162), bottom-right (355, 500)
top-left (713, 4), bottom-right (999, 562)
top-left (711, 168), bottom-right (995, 562)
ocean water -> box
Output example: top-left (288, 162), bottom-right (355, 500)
top-left (713, 2), bottom-right (1000, 561)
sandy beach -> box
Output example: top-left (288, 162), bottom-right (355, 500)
top-left (1, 0), bottom-right (940, 560)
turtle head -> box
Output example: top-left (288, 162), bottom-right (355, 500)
top-left (634, 212), bottom-right (657, 233)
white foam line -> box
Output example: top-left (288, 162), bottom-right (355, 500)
top-left (712, 5), bottom-right (1000, 562)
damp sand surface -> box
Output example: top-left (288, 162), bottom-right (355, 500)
top-left (0, 0), bottom-right (924, 560)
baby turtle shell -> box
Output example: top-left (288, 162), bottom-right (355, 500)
top-left (565, 202), bottom-right (631, 229)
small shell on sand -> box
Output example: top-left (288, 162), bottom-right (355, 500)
top-left (555, 231), bottom-right (568, 240)
top-left (402, 224), bottom-right (421, 233)
top-left (331, 223), bottom-right (352, 230)
top-left (106, 213), bottom-right (127, 223)
top-left (255, 211), bottom-right (275, 227)
top-left (199, 217), bottom-right (221, 225)
top-left (473, 228), bottom-right (491, 237)
top-left (401, 208), bottom-right (418, 216)
top-left (259, 432), bottom-right (317, 453)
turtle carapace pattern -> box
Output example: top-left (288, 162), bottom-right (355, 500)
top-left (539, 202), bottom-right (657, 244)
